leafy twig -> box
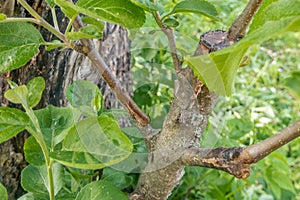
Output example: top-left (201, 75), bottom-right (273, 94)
top-left (182, 120), bottom-right (300, 178)
top-left (70, 14), bottom-right (150, 126)
top-left (16, 0), bottom-right (67, 42)
top-left (2, 17), bottom-right (67, 43)
top-left (228, 0), bottom-right (263, 40)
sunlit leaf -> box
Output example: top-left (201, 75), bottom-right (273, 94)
top-left (0, 22), bottom-right (43, 72)
top-left (66, 80), bottom-right (104, 116)
top-left (66, 25), bottom-right (102, 40)
top-left (130, 0), bottom-right (163, 12)
top-left (53, 0), bottom-right (79, 18)
top-left (55, 0), bottom-right (146, 28)
top-left (4, 85), bottom-right (28, 105)
top-left (27, 76), bottom-right (45, 108)
top-left (45, 0), bottom-right (55, 8)
top-left (18, 193), bottom-right (36, 200)
top-left (24, 136), bottom-right (45, 166)
top-left (51, 116), bottom-right (133, 169)
top-left (166, 0), bottom-right (218, 20)
top-left (0, 182), bottom-right (8, 200)
top-left (75, 180), bottom-right (129, 200)
top-left (0, 13), bottom-right (6, 21)
top-left (34, 105), bottom-right (77, 147)
top-left (186, 0), bottom-right (300, 96)
top-left (0, 107), bottom-right (29, 143)
top-left (21, 164), bottom-right (63, 198)
top-left (249, 0), bottom-right (300, 32)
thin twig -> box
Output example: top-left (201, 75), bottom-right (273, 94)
top-left (228, 0), bottom-right (263, 40)
top-left (245, 120), bottom-right (300, 162)
top-left (152, 11), bottom-right (182, 73)
top-left (71, 15), bottom-right (149, 126)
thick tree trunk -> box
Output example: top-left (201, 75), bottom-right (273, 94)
top-left (0, 1), bottom-right (132, 199)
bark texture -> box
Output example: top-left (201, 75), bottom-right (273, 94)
top-left (0, 1), bottom-right (132, 199)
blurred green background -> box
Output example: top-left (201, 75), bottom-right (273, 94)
top-left (130, 0), bottom-right (300, 199)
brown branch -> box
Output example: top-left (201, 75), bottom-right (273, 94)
top-left (245, 120), bottom-right (300, 162)
top-left (70, 14), bottom-right (149, 126)
top-left (182, 120), bottom-right (300, 179)
top-left (228, 0), bottom-right (263, 41)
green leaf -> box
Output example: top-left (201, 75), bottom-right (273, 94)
top-left (75, 180), bottom-right (129, 200)
top-left (24, 136), bottom-right (45, 166)
top-left (102, 109), bottom-right (130, 121)
top-left (249, 0), bottom-right (300, 32)
top-left (55, 0), bottom-right (146, 29)
top-left (0, 13), bottom-right (6, 21)
top-left (102, 167), bottom-right (133, 190)
top-left (284, 71), bottom-right (300, 100)
top-left (50, 151), bottom-right (109, 169)
top-left (227, 118), bottom-right (253, 140)
top-left (81, 16), bottom-right (105, 32)
top-left (21, 164), bottom-right (63, 198)
top-left (0, 107), bottom-right (29, 144)
top-left (51, 116), bottom-right (133, 169)
top-left (18, 193), bottom-right (36, 200)
top-left (53, 0), bottom-right (80, 18)
top-left (27, 77), bottom-right (45, 108)
top-left (66, 80), bottom-right (104, 116)
top-left (0, 182), bottom-right (8, 200)
top-left (4, 85), bottom-right (28, 105)
top-left (0, 22), bottom-right (43, 73)
top-left (186, 46), bottom-right (247, 95)
top-left (186, 0), bottom-right (300, 96)
top-left (130, 0), bottom-right (164, 12)
top-left (66, 25), bottom-right (102, 40)
top-left (166, 0), bottom-right (218, 20)
top-left (34, 105), bottom-right (77, 147)
top-left (45, 0), bottom-right (55, 7)
top-left (45, 40), bottom-right (65, 51)
top-left (163, 18), bottom-right (180, 27)
top-left (7, 80), bottom-right (18, 89)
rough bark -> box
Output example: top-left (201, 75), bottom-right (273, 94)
top-left (0, 1), bottom-right (132, 199)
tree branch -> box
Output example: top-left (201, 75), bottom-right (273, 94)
top-left (152, 11), bottom-right (182, 73)
top-left (182, 120), bottom-right (300, 179)
top-left (69, 13), bottom-right (149, 126)
top-left (245, 119), bottom-right (300, 162)
top-left (228, 0), bottom-right (263, 41)
top-left (182, 146), bottom-right (251, 179)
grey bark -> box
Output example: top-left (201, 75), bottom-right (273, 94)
top-left (0, 1), bottom-right (132, 199)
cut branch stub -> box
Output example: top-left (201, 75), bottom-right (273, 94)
top-left (199, 30), bottom-right (232, 53)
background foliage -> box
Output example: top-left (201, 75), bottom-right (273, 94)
top-left (0, 0), bottom-right (299, 199)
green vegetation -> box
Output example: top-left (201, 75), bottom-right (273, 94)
top-left (0, 0), bottom-right (299, 199)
